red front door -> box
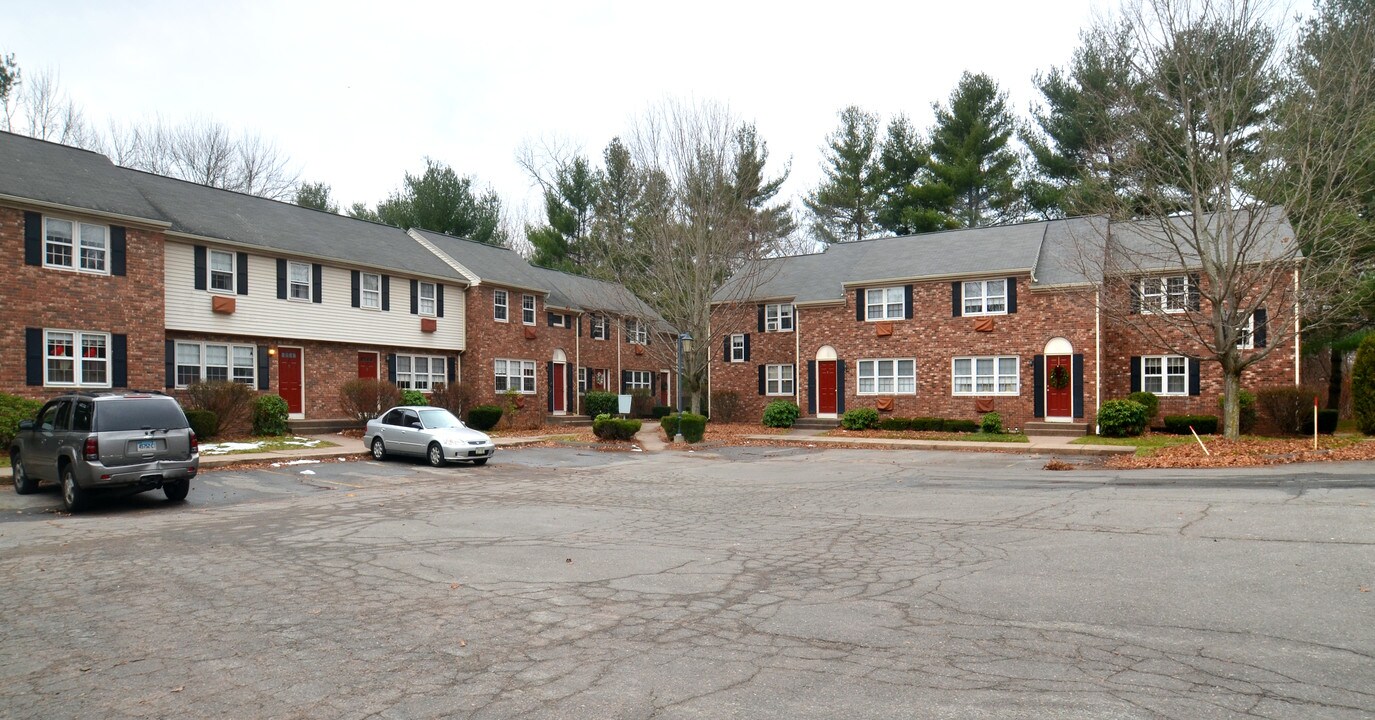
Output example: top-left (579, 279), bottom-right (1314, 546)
top-left (552, 363), bottom-right (565, 413)
top-left (817, 361), bottom-right (838, 415)
top-left (279, 347), bottom-right (303, 416)
top-left (1046, 355), bottom-right (1072, 418)
top-left (358, 352), bottom-right (378, 380)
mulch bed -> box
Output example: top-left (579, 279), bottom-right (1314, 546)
top-left (1105, 435), bottom-right (1375, 469)
top-left (822, 429), bottom-right (1026, 443)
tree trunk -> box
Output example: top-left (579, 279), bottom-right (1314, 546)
top-left (1328, 347), bottom-right (1344, 411)
top-left (689, 392), bottom-right (701, 415)
top-left (1222, 370), bottom-right (1242, 440)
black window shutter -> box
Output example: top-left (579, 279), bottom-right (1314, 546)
top-left (546, 362), bottom-right (555, 412)
top-left (855, 289), bottom-right (864, 321)
top-left (904, 285), bottom-right (913, 319)
top-left (625, 320), bottom-right (631, 344)
top-left (387, 354), bottom-right (397, 384)
top-left (757, 305), bottom-right (766, 332)
top-left (1006, 277), bottom-right (1017, 313)
top-left (743, 334), bottom-right (751, 361)
top-left (951, 282), bottom-right (962, 317)
top-left (111, 334), bottom-right (128, 388)
top-left (194, 246), bottom-right (207, 290)
top-left (1130, 278), bottom-right (1141, 314)
top-left (436, 285), bottom-right (445, 317)
top-left (1254, 308), bottom-right (1268, 348)
top-left (257, 347), bottom-right (271, 390)
top-left (165, 340), bottom-right (176, 389)
top-left (621, 370), bottom-right (630, 393)
top-left (25, 328), bottom-right (43, 386)
top-left (577, 315), bottom-right (582, 337)
top-left (807, 360), bottom-right (817, 415)
top-left (448, 357), bottom-right (457, 384)
top-left (1130, 356), bottom-right (1141, 393)
top-left (547, 311), bottom-right (556, 327)
top-left (1072, 354), bottom-right (1084, 418)
top-left (110, 226), bottom-right (127, 276)
top-left (1033, 355), bottom-right (1045, 418)
top-left (1188, 357), bottom-right (1201, 396)
top-left (23, 211), bottom-right (43, 266)
top-left (276, 259), bottom-right (287, 299)
top-left (757, 365), bottom-right (766, 395)
top-left (722, 336), bottom-right (730, 361)
top-left (565, 365), bottom-right (574, 412)
top-left (410, 279), bottom-right (419, 315)
top-left (311, 264), bottom-right (323, 303)
top-left (351, 270), bottom-right (361, 308)
top-left (836, 360), bottom-right (846, 414)
top-left (381, 276), bottom-right (391, 311)
top-left (1188, 273), bottom-right (1201, 311)
top-left (236, 251), bottom-right (248, 295)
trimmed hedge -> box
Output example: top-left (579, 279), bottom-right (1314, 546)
top-left (593, 416), bottom-right (641, 441)
top-left (0, 393), bottom-right (42, 448)
top-left (878, 417), bottom-right (910, 431)
top-left (1301, 408), bottom-right (1340, 435)
top-left (1126, 391), bottom-right (1159, 421)
top-left (400, 389), bottom-right (428, 407)
top-left (651, 405), bottom-right (674, 419)
top-left (1162, 414), bottom-right (1218, 435)
top-left (1256, 385), bottom-right (1317, 435)
top-left (584, 391), bottom-right (618, 418)
top-left (678, 413), bottom-right (706, 443)
top-left (1356, 334), bottom-right (1375, 435)
top-left (660, 414), bottom-right (679, 440)
top-left (251, 395), bottom-right (290, 436)
top-left (943, 419), bottom-right (980, 433)
top-left (185, 409), bottom-right (220, 439)
top-left (910, 417), bottom-right (944, 431)
top-left (1098, 399), bottom-right (1147, 437)
top-left (762, 400), bottom-right (800, 428)
top-left (466, 405), bottom-right (503, 431)
top-left (980, 412), bottom-right (1004, 434)
top-left (841, 407), bottom-right (880, 430)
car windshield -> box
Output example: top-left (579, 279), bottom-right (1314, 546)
top-left (419, 409), bottom-right (464, 430)
top-left (95, 399), bottom-right (190, 431)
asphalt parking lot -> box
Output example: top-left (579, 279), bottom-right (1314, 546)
top-left (2, 447), bottom-right (1372, 719)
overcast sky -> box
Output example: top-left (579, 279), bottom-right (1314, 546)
top-left (6, 0), bottom-right (1108, 225)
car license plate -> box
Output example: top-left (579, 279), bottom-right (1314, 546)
top-left (473, 449), bottom-right (487, 456)
top-left (137, 440), bottom-right (156, 452)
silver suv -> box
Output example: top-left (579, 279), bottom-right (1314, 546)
top-left (9, 392), bottom-right (200, 511)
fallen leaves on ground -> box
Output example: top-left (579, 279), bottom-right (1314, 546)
top-left (1044, 459), bottom-right (1076, 471)
top-left (663, 423), bottom-right (791, 449)
top-left (1105, 435), bottom-right (1375, 469)
top-left (824, 429), bottom-right (1026, 443)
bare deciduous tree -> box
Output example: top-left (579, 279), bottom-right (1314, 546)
top-left (2, 67), bottom-right (99, 150)
top-left (106, 117), bottom-right (300, 199)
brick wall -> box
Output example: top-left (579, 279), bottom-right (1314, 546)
top-left (461, 285), bottom-right (577, 415)
top-left (0, 205), bottom-right (166, 400)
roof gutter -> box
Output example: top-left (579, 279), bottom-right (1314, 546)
top-left (839, 268), bottom-right (1036, 288)
top-left (0, 193), bottom-right (172, 229)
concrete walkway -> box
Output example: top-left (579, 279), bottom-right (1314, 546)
top-left (744, 431), bottom-right (1134, 456)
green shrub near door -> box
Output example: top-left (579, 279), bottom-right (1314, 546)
top-left (252, 395), bottom-right (290, 436)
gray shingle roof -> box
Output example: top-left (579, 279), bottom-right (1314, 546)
top-left (0, 131), bottom-right (163, 222)
top-left (119, 169), bottom-right (466, 281)
top-left (1108, 206), bottom-right (1298, 273)
top-left (411, 228), bottom-right (548, 291)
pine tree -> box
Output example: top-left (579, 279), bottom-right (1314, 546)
top-left (803, 106), bottom-right (880, 243)
top-left (527, 155), bottom-right (600, 272)
top-left (922, 72), bottom-right (1022, 228)
top-left (294, 181), bottom-right (339, 214)
top-left (874, 114), bottom-right (958, 235)
top-left (360, 158), bottom-right (506, 245)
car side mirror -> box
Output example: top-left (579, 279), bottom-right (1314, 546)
top-left (409, 421), bottom-right (423, 429)
top-left (18, 420), bottom-right (33, 431)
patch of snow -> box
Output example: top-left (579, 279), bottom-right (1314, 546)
top-left (200, 440), bottom-right (265, 455)
top-left (270, 459), bottom-right (322, 468)
top-left (280, 437), bottom-right (322, 447)
top-left (299, 469), bottom-right (316, 475)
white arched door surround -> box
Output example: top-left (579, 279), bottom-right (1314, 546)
top-left (814, 346), bottom-right (839, 418)
top-left (1042, 337), bottom-right (1074, 422)
top-left (551, 349), bottom-right (568, 415)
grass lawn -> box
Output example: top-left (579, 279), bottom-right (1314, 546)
top-left (1072, 433), bottom-right (1195, 457)
top-left (199, 436), bottom-right (338, 456)
top-left (826, 429), bottom-right (1030, 443)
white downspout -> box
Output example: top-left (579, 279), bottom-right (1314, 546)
top-left (575, 313), bottom-right (582, 415)
top-left (1095, 289), bottom-right (1102, 434)
top-left (794, 307), bottom-right (801, 409)
top-left (1294, 268), bottom-right (1301, 385)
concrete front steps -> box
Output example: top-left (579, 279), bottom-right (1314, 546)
top-left (546, 414), bottom-right (593, 427)
top-left (1023, 421), bottom-right (1090, 437)
top-left (288, 418), bottom-right (360, 435)
top-left (794, 417), bottom-right (841, 430)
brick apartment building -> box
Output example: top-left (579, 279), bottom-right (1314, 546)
top-left (709, 215), bottom-right (1300, 431)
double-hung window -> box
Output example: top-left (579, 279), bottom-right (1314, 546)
top-left (360, 272), bottom-right (381, 309)
top-left (1143, 355), bottom-right (1188, 395)
top-left (626, 370), bottom-right (652, 391)
top-left (288, 261), bottom-right (312, 300)
top-left (418, 282), bottom-right (436, 316)
top-left (551, 313), bottom-right (567, 328)
top-left (1236, 314), bottom-right (1255, 349)
top-left (730, 334), bottom-right (746, 362)
top-left (522, 294), bottom-right (536, 325)
top-left (45, 330), bottom-right (110, 387)
top-left (493, 289), bottom-right (509, 322)
top-left (627, 319), bottom-right (647, 344)
top-left (962, 279), bottom-right (1007, 315)
top-left (174, 342), bottom-right (257, 388)
top-left (765, 303), bottom-right (794, 332)
top-left (865, 287), bottom-right (904, 321)
top-left (590, 315), bottom-right (608, 340)
top-left (209, 250), bottom-right (235, 292)
top-left (578, 368), bottom-right (589, 393)
top-left (44, 218), bottom-right (108, 274)
top-left (494, 359), bottom-right (537, 394)
top-left (765, 364), bottom-right (795, 396)
top-left (952, 356), bottom-right (1019, 395)
top-left (395, 354), bottom-right (446, 391)
top-left (1141, 275), bottom-right (1188, 313)
top-left (858, 359), bottom-right (916, 395)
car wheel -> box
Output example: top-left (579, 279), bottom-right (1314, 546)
top-left (371, 438), bottom-right (387, 461)
top-left (11, 453), bottom-right (38, 494)
top-left (164, 479), bottom-right (190, 502)
top-left (427, 443), bottom-right (446, 467)
top-left (60, 465), bottom-right (88, 513)
top-left (470, 458), bottom-right (489, 466)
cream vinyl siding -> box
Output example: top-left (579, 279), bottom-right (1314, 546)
top-left (164, 241), bottom-right (465, 350)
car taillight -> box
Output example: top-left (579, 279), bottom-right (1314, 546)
top-left (84, 437), bottom-right (99, 460)
top-left (190, 431), bottom-right (199, 454)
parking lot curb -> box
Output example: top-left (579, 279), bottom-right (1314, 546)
top-left (741, 435), bottom-right (1136, 456)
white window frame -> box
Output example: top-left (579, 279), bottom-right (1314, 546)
top-left (952, 356), bottom-right (1020, 396)
top-left (418, 281), bottom-right (437, 316)
top-left (578, 367), bottom-right (589, 393)
top-left (626, 370), bottom-right (653, 392)
top-left (1143, 355), bottom-right (1188, 396)
top-left (865, 286), bottom-right (904, 321)
top-left (857, 358), bottom-right (917, 395)
top-left (44, 218), bottom-right (109, 275)
top-left (627, 319), bottom-right (648, 345)
top-left (493, 289), bottom-right (509, 322)
top-left (551, 312), bottom-right (567, 328)
top-left (494, 358), bottom-right (537, 394)
top-left (209, 249), bottom-right (236, 293)
top-left (360, 272), bottom-right (381, 310)
top-left (730, 334), bottom-right (745, 363)
top-left (174, 341), bottom-right (257, 389)
top-left (590, 315), bottom-right (608, 340)
top-left (521, 294), bottom-right (536, 325)
top-left (44, 330), bottom-right (111, 388)
top-left (765, 364), bottom-right (795, 396)
top-left (395, 353), bottom-right (446, 391)
top-left (1141, 275), bottom-right (1189, 313)
top-left (1236, 314), bottom-right (1255, 350)
top-left (962, 279), bottom-right (1007, 316)
top-left (765, 303), bottom-right (794, 332)
top-left (288, 261), bottom-right (312, 301)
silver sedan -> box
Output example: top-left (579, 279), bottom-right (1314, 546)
top-left (364, 406), bottom-right (496, 467)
